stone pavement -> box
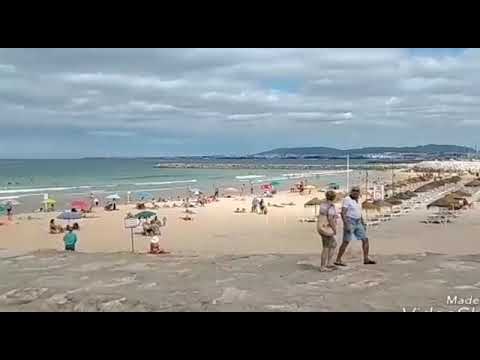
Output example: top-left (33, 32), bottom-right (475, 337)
top-left (1, 249), bottom-right (480, 311)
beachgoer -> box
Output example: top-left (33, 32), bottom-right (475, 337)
top-left (251, 197), bottom-right (259, 213)
top-left (317, 190), bottom-right (338, 272)
top-left (241, 184), bottom-right (246, 196)
top-left (259, 199), bottom-right (265, 214)
top-left (162, 216), bottom-right (167, 227)
top-left (63, 225), bottom-right (78, 251)
top-left (335, 186), bottom-right (376, 266)
top-left (250, 183), bottom-right (254, 195)
top-left (49, 219), bottom-right (63, 234)
top-left (6, 202), bottom-right (13, 221)
top-left (149, 236), bottom-right (168, 254)
top-left (214, 188), bottom-right (219, 199)
top-left (94, 198), bottom-right (99, 207)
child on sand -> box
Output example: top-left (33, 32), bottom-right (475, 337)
top-left (63, 225), bottom-right (78, 251)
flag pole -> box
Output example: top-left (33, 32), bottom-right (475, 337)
top-left (346, 154), bottom-right (350, 192)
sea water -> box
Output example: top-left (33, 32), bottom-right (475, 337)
top-left (0, 158), bottom-right (385, 213)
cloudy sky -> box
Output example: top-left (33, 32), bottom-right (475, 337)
top-left (0, 48), bottom-right (478, 158)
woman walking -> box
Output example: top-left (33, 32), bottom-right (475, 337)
top-left (317, 191), bottom-right (338, 272)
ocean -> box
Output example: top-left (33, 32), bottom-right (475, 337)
top-left (0, 158), bottom-right (388, 213)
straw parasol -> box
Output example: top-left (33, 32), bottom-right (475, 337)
top-left (304, 197), bottom-right (324, 216)
top-left (427, 196), bottom-right (463, 210)
top-left (362, 201), bottom-right (381, 211)
top-left (450, 190), bottom-right (471, 198)
top-left (465, 179), bottom-right (480, 187)
top-left (372, 200), bottom-right (393, 208)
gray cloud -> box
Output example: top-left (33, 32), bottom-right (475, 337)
top-left (1, 48), bottom-right (479, 156)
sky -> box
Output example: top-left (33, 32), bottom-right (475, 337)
top-left (0, 48), bottom-right (478, 158)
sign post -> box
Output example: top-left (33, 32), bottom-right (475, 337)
top-left (124, 218), bottom-right (139, 253)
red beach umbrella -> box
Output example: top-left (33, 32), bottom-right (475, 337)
top-left (71, 200), bottom-right (91, 211)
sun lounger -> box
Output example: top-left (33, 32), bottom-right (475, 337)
top-left (299, 217), bottom-right (316, 223)
top-left (366, 220), bottom-right (380, 228)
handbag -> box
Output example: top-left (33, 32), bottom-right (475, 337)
top-left (317, 204), bottom-right (335, 237)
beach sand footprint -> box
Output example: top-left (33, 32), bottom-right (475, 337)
top-left (0, 287), bottom-right (49, 305)
top-left (213, 287), bottom-right (248, 304)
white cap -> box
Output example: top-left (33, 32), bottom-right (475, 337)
top-left (151, 236), bottom-right (160, 244)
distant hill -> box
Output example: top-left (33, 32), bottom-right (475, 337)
top-left (255, 144), bottom-right (475, 157)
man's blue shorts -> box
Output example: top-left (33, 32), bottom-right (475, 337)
top-left (343, 217), bottom-right (367, 242)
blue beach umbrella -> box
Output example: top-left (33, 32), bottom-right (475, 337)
top-left (135, 191), bottom-right (154, 201)
top-left (57, 211), bottom-right (82, 220)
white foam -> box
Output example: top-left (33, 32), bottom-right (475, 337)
top-left (282, 170), bottom-right (352, 178)
top-left (0, 187), bottom-right (75, 194)
top-left (235, 175), bottom-right (266, 180)
top-left (133, 179), bottom-right (197, 186)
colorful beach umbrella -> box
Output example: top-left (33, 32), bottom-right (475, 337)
top-left (1, 199), bottom-right (20, 206)
top-left (135, 211), bottom-right (157, 219)
top-left (270, 181), bottom-right (281, 186)
top-left (57, 211), bottom-right (82, 220)
top-left (106, 194), bottom-right (121, 200)
top-left (71, 200), bottom-right (91, 211)
top-left (223, 187), bottom-right (239, 192)
top-left (45, 198), bottom-right (57, 205)
top-left (135, 191), bottom-right (153, 201)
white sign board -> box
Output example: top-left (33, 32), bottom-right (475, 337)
top-left (124, 218), bottom-right (139, 229)
top-left (373, 185), bottom-right (385, 201)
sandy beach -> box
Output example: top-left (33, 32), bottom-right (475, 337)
top-left (2, 175), bottom-right (480, 258)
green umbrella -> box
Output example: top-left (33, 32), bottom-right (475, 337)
top-left (270, 181), bottom-right (281, 186)
top-left (0, 205), bottom-right (6, 216)
top-left (135, 211), bottom-right (157, 219)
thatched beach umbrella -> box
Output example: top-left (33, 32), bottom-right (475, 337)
top-left (372, 200), bottom-right (393, 211)
top-left (361, 201), bottom-right (380, 220)
top-left (304, 197), bottom-right (323, 216)
top-left (386, 199), bottom-right (403, 206)
top-left (450, 190), bottom-right (471, 198)
top-left (465, 179), bottom-right (480, 187)
top-left (427, 196), bottom-right (462, 210)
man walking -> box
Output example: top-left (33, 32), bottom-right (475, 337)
top-left (335, 186), bottom-right (376, 266)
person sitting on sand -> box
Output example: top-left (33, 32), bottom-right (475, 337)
top-left (72, 222), bottom-right (80, 230)
top-left (143, 222), bottom-right (154, 236)
top-left (63, 225), bottom-right (78, 251)
top-left (49, 219), bottom-right (64, 234)
top-left (180, 214), bottom-right (193, 221)
top-left (149, 236), bottom-right (169, 255)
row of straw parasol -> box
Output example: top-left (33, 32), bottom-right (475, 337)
top-left (414, 176), bottom-right (462, 193)
top-left (385, 174), bottom-right (433, 191)
top-left (427, 190), bottom-right (472, 210)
